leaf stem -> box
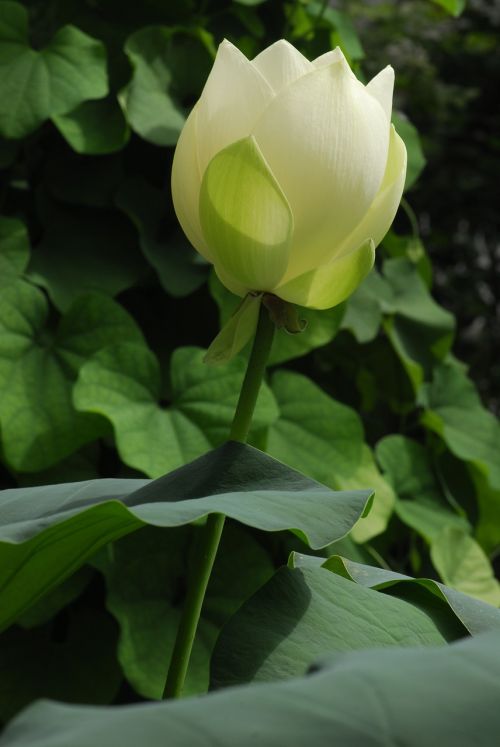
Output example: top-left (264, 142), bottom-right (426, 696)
top-left (163, 301), bottom-right (275, 699)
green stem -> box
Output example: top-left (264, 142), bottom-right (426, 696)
top-left (229, 302), bottom-right (275, 442)
top-left (163, 301), bottom-right (275, 699)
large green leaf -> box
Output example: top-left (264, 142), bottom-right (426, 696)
top-left (338, 445), bottom-right (396, 543)
top-left (374, 437), bottom-right (499, 602)
top-left (340, 269), bottom-right (391, 343)
top-left (472, 467), bottom-right (500, 555)
top-left (28, 199), bottom-right (147, 312)
top-left (0, 282), bottom-right (144, 471)
top-left (0, 609), bottom-right (121, 722)
top-left (341, 259), bottom-right (454, 392)
top-left (211, 565), bottom-right (453, 687)
top-left (376, 435), bottom-right (470, 541)
top-left (0, 216), bottom-right (29, 287)
top-left (382, 258), bottom-right (455, 390)
top-left (2, 632), bottom-right (500, 746)
top-left (94, 523), bottom-right (273, 698)
top-left (121, 26), bottom-right (215, 146)
top-left (210, 273), bottom-right (345, 365)
top-left (392, 113), bottom-right (426, 190)
top-left (421, 363), bottom-right (500, 490)
top-left (430, 527), bottom-right (500, 607)
top-left (267, 370), bottom-right (364, 484)
top-left (45, 151), bottom-right (123, 208)
top-left (16, 567), bottom-right (93, 629)
top-left (430, 0), bottom-right (466, 16)
top-left (267, 371), bottom-right (394, 540)
top-left (52, 96), bottom-right (129, 155)
top-left (0, 442), bottom-right (372, 631)
top-left (74, 344), bottom-right (278, 477)
top-left (312, 4), bottom-right (365, 61)
top-left (0, 2), bottom-right (108, 139)
top-left (297, 554), bottom-right (500, 635)
top-left (116, 179), bottom-right (207, 297)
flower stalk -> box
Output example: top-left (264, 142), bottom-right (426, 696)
top-left (163, 302), bottom-right (275, 699)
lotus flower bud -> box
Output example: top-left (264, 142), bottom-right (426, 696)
top-left (172, 40), bottom-right (407, 311)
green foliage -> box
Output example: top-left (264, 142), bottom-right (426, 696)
top-left (0, 0), bottom-right (498, 740)
top-left (2, 633), bottom-right (500, 746)
top-left (211, 565), bottom-right (453, 687)
top-left (0, 2), bottom-right (108, 138)
top-left (430, 0), bottom-right (467, 17)
top-left (0, 442), bottom-right (372, 631)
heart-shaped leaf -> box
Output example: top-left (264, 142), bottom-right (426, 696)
top-left (0, 2), bottom-right (107, 139)
top-left (0, 282), bottom-right (144, 471)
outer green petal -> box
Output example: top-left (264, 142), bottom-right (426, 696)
top-left (276, 239), bottom-right (375, 310)
top-left (253, 58), bottom-right (389, 281)
top-left (199, 136), bottom-right (293, 292)
top-left (204, 294), bottom-right (261, 365)
top-left (213, 264), bottom-right (248, 298)
top-left (171, 105), bottom-right (212, 261)
top-left (252, 40), bottom-right (313, 93)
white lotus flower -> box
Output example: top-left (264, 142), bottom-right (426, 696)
top-left (172, 39), bottom-right (407, 311)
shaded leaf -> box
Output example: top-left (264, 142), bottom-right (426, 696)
top-left (340, 269), bottom-right (390, 343)
top-left (267, 371), bottom-right (393, 539)
top-left (0, 216), bottom-right (29, 286)
top-left (2, 633), bottom-right (500, 746)
top-left (211, 565), bottom-right (451, 687)
top-left (0, 2), bottom-right (107, 139)
top-left (421, 363), bottom-right (500, 490)
top-left (0, 609), bottom-right (121, 722)
top-left (94, 523), bottom-right (273, 698)
top-left (376, 435), bottom-right (470, 541)
top-left (392, 113), bottom-right (426, 190)
top-left (52, 96), bottom-right (129, 155)
top-left (116, 178), bottom-right (207, 297)
top-left (430, 0), bottom-right (467, 17)
top-left (0, 283), bottom-right (143, 471)
top-left (0, 442), bottom-right (373, 630)
top-left (298, 554), bottom-right (500, 635)
top-left (74, 344), bottom-right (278, 477)
top-left (382, 258), bottom-right (455, 390)
top-left (121, 26), bottom-right (215, 145)
top-left (28, 200), bottom-right (147, 312)
top-left (430, 526), bottom-right (500, 606)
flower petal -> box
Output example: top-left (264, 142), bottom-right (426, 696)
top-left (253, 58), bottom-right (390, 281)
top-left (366, 65), bottom-right (394, 122)
top-left (199, 136), bottom-right (293, 292)
top-left (171, 105), bottom-right (212, 261)
top-left (332, 126), bottom-right (407, 258)
top-left (276, 239), bottom-right (375, 310)
top-left (313, 47), bottom-right (345, 69)
top-left (196, 40), bottom-right (274, 175)
top-left (252, 40), bottom-right (313, 93)
top-left (275, 126), bottom-right (407, 310)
